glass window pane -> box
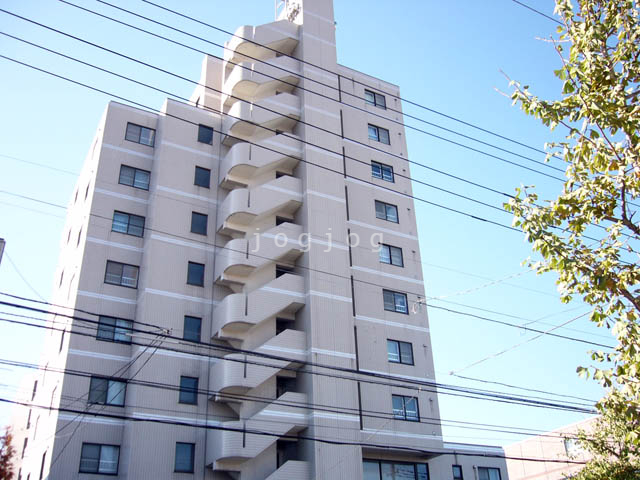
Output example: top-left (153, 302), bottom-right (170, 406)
top-left (382, 165), bottom-right (393, 181)
top-left (194, 167), bottom-right (211, 188)
top-left (180, 377), bottom-right (198, 404)
top-left (99, 446), bottom-right (119, 474)
top-left (88, 378), bottom-right (108, 404)
top-left (379, 128), bottom-right (390, 145)
top-left (184, 316), bottom-right (202, 342)
top-left (395, 463), bottom-right (416, 479)
top-left (394, 293), bottom-right (408, 313)
top-left (363, 460), bottom-right (381, 480)
top-left (114, 319), bottom-right (133, 343)
top-left (371, 162), bottom-right (382, 179)
top-left (133, 170), bottom-right (150, 190)
top-left (375, 93), bottom-right (386, 109)
top-left (453, 466), bottom-right (463, 479)
top-left (404, 397), bottom-right (419, 420)
top-left (399, 342), bottom-right (413, 364)
top-left (127, 215), bottom-right (145, 236)
top-left (489, 469), bottom-right (501, 480)
top-left (417, 464), bottom-right (429, 480)
top-left (97, 316), bottom-right (116, 340)
top-left (119, 165), bottom-right (135, 186)
top-left (139, 127), bottom-right (154, 146)
top-left (112, 213), bottom-right (129, 233)
top-left (381, 462), bottom-right (394, 480)
top-left (175, 443), bottom-right (194, 472)
top-left (80, 444), bottom-right (100, 473)
top-left (375, 201), bottom-right (386, 219)
top-left (383, 290), bottom-right (395, 311)
top-left (121, 265), bottom-right (139, 288)
top-left (390, 247), bottom-right (403, 266)
top-left (191, 212), bottom-right (208, 235)
top-left (387, 340), bottom-right (400, 362)
top-left (198, 125), bottom-right (213, 144)
top-left (365, 91), bottom-right (375, 105)
top-left (478, 469), bottom-right (489, 480)
top-left (392, 395), bottom-right (405, 418)
top-left (105, 261), bottom-right (122, 285)
top-left (386, 204), bottom-right (398, 222)
top-left (379, 245), bottom-right (391, 264)
top-left (125, 123), bottom-right (140, 143)
top-left (368, 125), bottom-right (378, 141)
top-left (187, 262), bottom-right (204, 286)
top-left (107, 381), bottom-right (126, 406)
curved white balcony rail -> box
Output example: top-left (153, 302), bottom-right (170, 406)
top-left (215, 222), bottom-right (303, 285)
top-left (223, 93), bottom-right (300, 145)
top-left (223, 56), bottom-right (300, 109)
top-left (224, 20), bottom-right (299, 68)
top-left (212, 273), bottom-right (305, 339)
top-left (210, 328), bottom-right (306, 396)
top-left (217, 176), bottom-right (302, 236)
top-left (209, 392), bottom-right (308, 466)
top-left (220, 134), bottom-right (302, 188)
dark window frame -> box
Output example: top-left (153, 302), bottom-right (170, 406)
top-left (194, 166), bottom-right (211, 188)
top-left (375, 200), bottom-right (399, 223)
top-left (368, 124), bottom-right (390, 145)
top-left (392, 394), bottom-right (420, 422)
top-left (96, 315), bottom-right (133, 344)
top-left (112, 211), bottom-right (145, 237)
top-left (363, 459), bottom-right (429, 479)
top-left (104, 260), bottom-right (139, 289)
top-left (187, 261), bottom-right (205, 287)
top-left (79, 443), bottom-right (120, 475)
top-left (183, 315), bottom-right (202, 343)
top-left (197, 124), bottom-right (214, 145)
top-left (383, 289), bottom-right (409, 314)
top-left (124, 122), bottom-right (155, 147)
top-left (387, 339), bottom-right (414, 365)
top-left (190, 212), bottom-right (208, 236)
top-left (118, 165), bottom-right (150, 191)
top-left (371, 161), bottom-right (394, 182)
top-left (179, 376), bottom-right (199, 405)
top-left (453, 465), bottom-right (464, 480)
top-left (88, 376), bottom-right (127, 407)
top-left (477, 467), bottom-right (502, 480)
top-left (364, 89), bottom-right (387, 109)
top-left (174, 442), bottom-right (195, 473)
top-left (379, 244), bottom-right (404, 267)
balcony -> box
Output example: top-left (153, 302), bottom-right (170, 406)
top-left (210, 328), bottom-right (306, 397)
top-left (209, 391), bottom-right (308, 467)
top-left (224, 20), bottom-right (299, 68)
top-left (220, 134), bottom-right (302, 188)
top-left (215, 223), bottom-right (303, 285)
top-left (212, 273), bottom-right (305, 339)
top-left (265, 461), bottom-right (310, 480)
top-left (217, 176), bottom-right (302, 236)
top-left (223, 93), bottom-right (300, 145)
top-left (223, 55), bottom-right (300, 109)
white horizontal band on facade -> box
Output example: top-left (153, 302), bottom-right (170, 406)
top-left (303, 64), bottom-right (340, 83)
top-left (68, 349), bottom-right (131, 362)
top-left (259, 345), bottom-right (306, 357)
top-left (94, 188), bottom-right (149, 205)
top-left (443, 442), bottom-right (505, 454)
top-left (303, 9), bottom-right (335, 24)
top-left (58, 413), bottom-right (126, 427)
top-left (351, 265), bottom-right (424, 285)
top-left (143, 288), bottom-right (217, 305)
top-left (258, 409), bottom-right (307, 421)
top-left (260, 286), bottom-right (306, 299)
top-left (261, 184), bottom-right (303, 197)
top-left (305, 144), bottom-right (343, 161)
top-left (306, 190), bottom-right (346, 204)
top-left (160, 141), bottom-right (220, 159)
top-left (262, 98), bottom-right (302, 115)
top-left (205, 90), bottom-right (221, 99)
top-left (260, 232), bottom-right (302, 247)
top-left (166, 99), bottom-right (220, 118)
top-left (304, 104), bottom-right (341, 120)
top-left (110, 101), bottom-right (158, 120)
top-left (150, 233), bottom-right (210, 252)
top-left (302, 31), bottom-right (336, 47)
top-left (347, 219), bottom-right (418, 240)
top-left (134, 346), bottom-right (213, 363)
top-left (102, 143), bottom-right (154, 160)
top-left (361, 428), bottom-right (442, 441)
top-left (156, 185), bottom-right (218, 205)
top-left (358, 368), bottom-right (435, 384)
top-left (308, 237), bottom-right (349, 251)
top-left (311, 411), bottom-right (360, 423)
top-left (345, 176), bottom-right (411, 201)
top-left (308, 291), bottom-right (352, 303)
top-left (130, 411), bottom-right (220, 427)
top-left (77, 290), bottom-right (137, 305)
top-left (87, 237), bottom-right (144, 253)
top-left (262, 138), bottom-right (302, 155)
top-left (355, 314), bottom-right (429, 333)
top-left (310, 347), bottom-right (355, 359)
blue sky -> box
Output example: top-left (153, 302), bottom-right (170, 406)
top-left (0, 0), bottom-right (611, 446)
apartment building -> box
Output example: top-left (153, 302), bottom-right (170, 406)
top-left (11, 0), bottom-right (509, 478)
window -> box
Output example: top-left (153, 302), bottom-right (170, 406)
top-left (478, 467), bottom-right (501, 480)
top-left (368, 124), bottom-right (390, 145)
top-left (39, 451), bottom-right (46, 480)
top-left (104, 261), bottom-right (139, 288)
top-left (119, 165), bottom-right (150, 190)
top-left (371, 161), bottom-right (394, 182)
top-left (379, 244), bottom-right (403, 267)
top-left (364, 89), bottom-right (386, 109)
top-left (26, 409), bottom-right (31, 429)
top-left (88, 376), bottom-right (126, 406)
top-left (125, 122), bottom-right (155, 147)
top-left (191, 212), bottom-right (208, 235)
top-left (175, 442), bottom-right (195, 473)
top-left (375, 200), bottom-right (398, 223)
top-left (97, 316), bottom-right (133, 344)
top-left (453, 465), bottom-right (464, 480)
top-left (194, 166), bottom-right (211, 188)
top-left (187, 262), bottom-right (205, 286)
top-left (387, 340), bottom-right (414, 365)
top-left (31, 380), bottom-right (37, 401)
top-left (22, 438), bottom-right (27, 458)
top-left (112, 211), bottom-right (145, 237)
top-left (383, 290), bottom-right (408, 314)
top-left (179, 376), bottom-right (198, 404)
top-left (79, 443), bottom-right (120, 475)
top-left (76, 228), bottom-right (82, 247)
top-left (197, 124), bottom-right (213, 144)
top-left (392, 394), bottom-right (419, 421)
top-left (183, 315), bottom-right (202, 343)
top-left (363, 460), bottom-right (429, 480)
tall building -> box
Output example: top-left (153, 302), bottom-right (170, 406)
top-left (11, 1), bottom-right (508, 478)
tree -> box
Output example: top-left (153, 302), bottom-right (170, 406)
top-left (0, 427), bottom-right (16, 480)
top-left (504, 0), bottom-right (640, 448)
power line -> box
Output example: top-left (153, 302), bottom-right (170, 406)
top-left (1, 396), bottom-right (589, 464)
top-left (3, 252), bottom-right (46, 301)
top-left (511, 0), bottom-right (563, 25)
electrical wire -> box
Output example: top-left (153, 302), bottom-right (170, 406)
top-left (511, 0), bottom-right (563, 25)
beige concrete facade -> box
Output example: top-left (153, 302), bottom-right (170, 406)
top-left (11, 1), bottom-right (509, 479)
